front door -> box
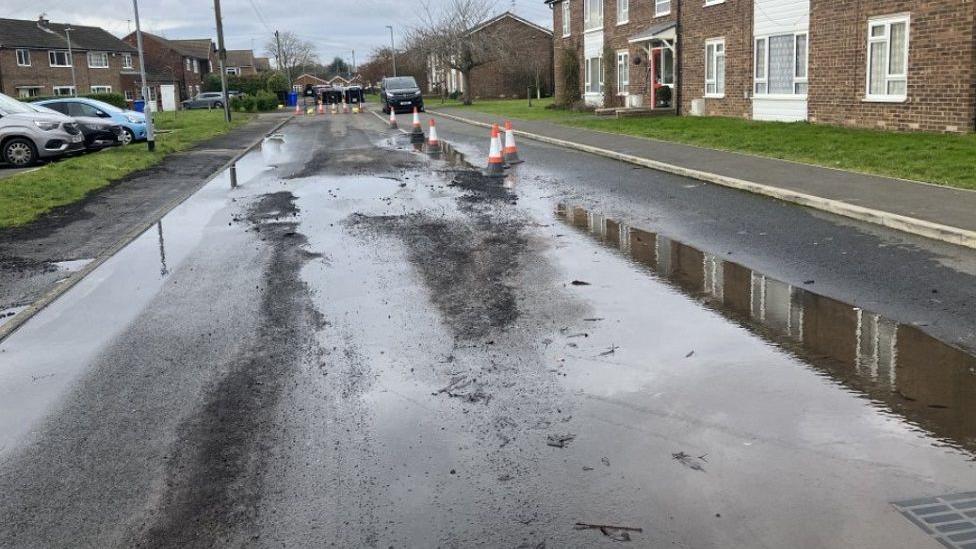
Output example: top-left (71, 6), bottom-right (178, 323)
top-left (651, 45), bottom-right (675, 108)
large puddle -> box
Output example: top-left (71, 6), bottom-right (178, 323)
top-left (557, 203), bottom-right (976, 456)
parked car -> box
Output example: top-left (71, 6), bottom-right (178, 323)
top-left (0, 92), bottom-right (83, 167)
top-left (380, 76), bottom-right (424, 114)
top-left (181, 92), bottom-right (227, 110)
top-left (35, 97), bottom-right (146, 145)
top-left (31, 105), bottom-right (123, 151)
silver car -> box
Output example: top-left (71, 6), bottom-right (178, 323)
top-left (181, 92), bottom-right (226, 110)
top-left (0, 92), bottom-right (84, 166)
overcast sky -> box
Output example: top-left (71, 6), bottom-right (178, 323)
top-left (6, 1), bottom-right (552, 67)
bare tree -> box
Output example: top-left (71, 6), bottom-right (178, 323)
top-left (407, 0), bottom-right (504, 105)
top-left (264, 31), bottom-right (318, 79)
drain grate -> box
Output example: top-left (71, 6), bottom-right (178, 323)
top-left (893, 492), bottom-right (976, 548)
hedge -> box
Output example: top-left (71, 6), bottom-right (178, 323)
top-left (25, 92), bottom-right (128, 109)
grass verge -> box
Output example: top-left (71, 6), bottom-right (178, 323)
top-left (0, 110), bottom-right (253, 229)
top-left (441, 97), bottom-right (976, 190)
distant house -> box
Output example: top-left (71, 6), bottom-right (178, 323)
top-left (225, 50), bottom-right (257, 76)
top-left (254, 57), bottom-right (271, 72)
top-left (428, 11), bottom-right (554, 99)
top-left (121, 32), bottom-right (214, 102)
top-left (0, 16), bottom-right (139, 99)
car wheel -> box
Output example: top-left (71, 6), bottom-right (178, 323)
top-left (121, 128), bottom-right (135, 146)
top-left (214, 101), bottom-right (223, 109)
top-left (2, 138), bottom-right (38, 167)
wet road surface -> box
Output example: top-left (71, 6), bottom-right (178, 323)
top-left (1, 111), bottom-right (975, 548)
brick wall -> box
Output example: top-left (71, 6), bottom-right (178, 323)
top-left (679, 0), bottom-right (753, 118)
top-left (552, 0), bottom-right (584, 104)
top-left (604, 0), bottom-right (679, 108)
top-left (0, 47), bottom-right (137, 97)
top-left (468, 17), bottom-right (554, 99)
top-left (809, 0), bottom-right (976, 132)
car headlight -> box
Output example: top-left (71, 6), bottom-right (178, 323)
top-left (125, 115), bottom-right (143, 123)
top-left (34, 121), bottom-right (60, 131)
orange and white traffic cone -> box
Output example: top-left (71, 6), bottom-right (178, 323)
top-left (294, 101), bottom-right (301, 115)
top-left (503, 120), bottom-right (523, 164)
top-left (485, 124), bottom-right (505, 177)
top-left (427, 119), bottom-right (441, 154)
top-left (317, 101), bottom-right (325, 115)
top-left (389, 107), bottom-right (398, 129)
top-left (410, 107), bottom-right (425, 143)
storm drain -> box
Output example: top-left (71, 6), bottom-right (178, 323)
top-left (893, 492), bottom-right (976, 548)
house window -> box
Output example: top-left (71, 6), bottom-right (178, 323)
top-left (226, 67), bottom-right (240, 75)
top-left (616, 51), bottom-right (629, 94)
top-left (87, 51), bottom-right (109, 68)
top-left (193, 59), bottom-right (199, 73)
top-left (122, 53), bottom-right (133, 69)
top-left (124, 90), bottom-right (134, 101)
top-left (617, 0), bottom-right (629, 24)
top-left (705, 39), bottom-right (725, 97)
top-left (583, 0), bottom-right (603, 31)
top-left (16, 49), bottom-right (30, 66)
top-left (704, 0), bottom-right (725, 5)
top-left (866, 14), bottom-right (909, 101)
top-left (16, 86), bottom-right (41, 98)
top-left (754, 33), bottom-right (808, 96)
top-left (655, 0), bottom-right (671, 16)
top-left (91, 85), bottom-right (112, 93)
top-left (53, 86), bottom-right (76, 96)
top-left (49, 50), bottom-right (72, 67)
top-left (585, 56), bottom-right (603, 93)
top-left (562, 1), bottom-right (571, 36)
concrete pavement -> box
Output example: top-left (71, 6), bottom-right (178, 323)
top-left (430, 107), bottom-right (976, 249)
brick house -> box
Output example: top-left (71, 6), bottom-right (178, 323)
top-left (0, 16), bottom-right (139, 99)
top-left (225, 50), bottom-right (257, 76)
top-left (429, 12), bottom-right (554, 100)
top-left (121, 33), bottom-right (215, 102)
top-left (547, 0), bottom-right (976, 132)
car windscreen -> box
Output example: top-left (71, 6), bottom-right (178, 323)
top-left (384, 77), bottom-right (418, 90)
top-left (0, 93), bottom-right (36, 115)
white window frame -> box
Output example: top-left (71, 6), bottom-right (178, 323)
top-left (562, 1), bottom-right (571, 36)
top-left (16, 86), bottom-right (41, 98)
top-left (584, 56), bottom-right (603, 94)
top-left (865, 13), bottom-right (910, 102)
top-left (226, 66), bottom-right (241, 76)
top-left (122, 53), bottom-right (133, 69)
top-left (193, 59), bottom-right (200, 73)
top-left (655, 0), bottom-right (671, 17)
top-left (583, 0), bottom-right (603, 31)
top-left (53, 85), bottom-right (76, 96)
top-left (753, 33), bottom-right (808, 97)
top-left (616, 50), bottom-right (629, 95)
top-left (704, 0), bottom-right (725, 6)
top-left (16, 48), bottom-right (31, 67)
top-left (90, 85), bottom-right (112, 93)
top-left (617, 0), bottom-right (629, 25)
top-left (185, 58), bottom-right (192, 71)
top-left (87, 51), bottom-right (109, 68)
top-left (48, 50), bottom-right (72, 67)
top-left (124, 90), bottom-right (135, 101)
top-left (705, 38), bottom-right (725, 98)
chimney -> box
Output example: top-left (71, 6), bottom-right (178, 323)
top-left (37, 14), bottom-right (50, 28)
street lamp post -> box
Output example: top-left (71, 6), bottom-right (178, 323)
top-left (132, 0), bottom-right (156, 151)
top-left (64, 27), bottom-right (78, 96)
top-left (385, 25), bottom-right (396, 77)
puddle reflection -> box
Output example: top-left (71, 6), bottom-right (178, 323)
top-left (558, 204), bottom-right (976, 455)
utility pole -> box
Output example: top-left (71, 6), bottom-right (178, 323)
top-left (132, 0), bottom-right (155, 151)
top-left (274, 30), bottom-right (291, 89)
top-left (351, 49), bottom-right (356, 77)
top-left (386, 25), bottom-right (396, 77)
top-left (64, 27), bottom-right (78, 96)
top-left (213, 0), bottom-right (232, 123)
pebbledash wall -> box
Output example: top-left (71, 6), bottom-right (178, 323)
top-left (548, 0), bottom-right (976, 132)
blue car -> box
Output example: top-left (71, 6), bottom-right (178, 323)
top-left (35, 97), bottom-right (147, 145)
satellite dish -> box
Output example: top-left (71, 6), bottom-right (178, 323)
top-left (633, 56), bottom-right (642, 65)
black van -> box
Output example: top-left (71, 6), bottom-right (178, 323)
top-left (380, 76), bottom-right (424, 114)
